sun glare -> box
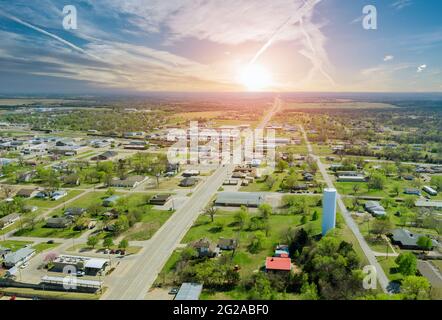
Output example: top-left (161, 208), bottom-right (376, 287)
top-left (239, 64), bottom-right (273, 91)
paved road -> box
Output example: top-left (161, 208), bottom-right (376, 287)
top-left (101, 96), bottom-right (281, 300)
top-left (300, 125), bottom-right (390, 293)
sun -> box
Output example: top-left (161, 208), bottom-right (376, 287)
top-left (239, 64), bottom-right (273, 91)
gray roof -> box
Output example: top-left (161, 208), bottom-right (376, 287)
top-left (175, 283), bottom-right (203, 300)
top-left (391, 229), bottom-right (438, 248)
top-left (415, 200), bottom-right (442, 208)
top-left (4, 247), bottom-right (35, 265)
top-left (215, 192), bottom-right (265, 206)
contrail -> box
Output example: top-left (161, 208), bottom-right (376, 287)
top-left (249, 0), bottom-right (320, 66)
top-left (0, 11), bottom-right (102, 61)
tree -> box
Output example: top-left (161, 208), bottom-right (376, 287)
top-left (265, 175), bottom-right (276, 190)
top-left (371, 217), bottom-right (393, 238)
top-left (404, 197), bottom-right (416, 209)
top-left (300, 215), bottom-right (308, 225)
top-left (311, 210), bottom-right (319, 221)
top-left (248, 231), bottom-right (266, 253)
top-left (276, 160), bottom-right (289, 173)
top-left (118, 239), bottom-right (129, 251)
top-left (248, 273), bottom-right (277, 300)
top-left (352, 184), bottom-right (360, 195)
top-left (395, 253), bottom-right (417, 276)
top-left (368, 173), bottom-right (386, 191)
top-left (258, 203), bottom-right (272, 220)
top-left (417, 236), bottom-right (433, 253)
top-left (381, 197), bottom-right (395, 209)
top-left (204, 206), bottom-right (218, 223)
top-left (233, 206), bottom-right (248, 230)
top-left (391, 183), bottom-right (401, 197)
top-left (87, 235), bottom-right (99, 249)
top-left (300, 282), bottom-right (320, 300)
top-left (103, 237), bottom-right (114, 250)
top-left (180, 246), bottom-right (198, 261)
top-left (401, 276), bottom-right (431, 300)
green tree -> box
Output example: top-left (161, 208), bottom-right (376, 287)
top-left (276, 160), bottom-right (289, 173)
top-left (300, 215), bottom-right (308, 225)
top-left (118, 239), bottom-right (129, 251)
top-left (300, 282), bottom-right (320, 300)
top-left (248, 273), bottom-right (277, 300)
top-left (248, 231), bottom-right (266, 253)
top-left (401, 276), bottom-right (431, 300)
top-left (371, 217), bottom-right (393, 238)
top-left (311, 210), bottom-right (319, 221)
top-left (233, 206), bottom-right (248, 230)
top-left (417, 236), bottom-right (433, 253)
top-left (258, 203), bottom-right (272, 220)
top-left (395, 253), bottom-right (417, 276)
top-left (87, 235), bottom-right (99, 249)
top-left (368, 173), bottom-right (386, 191)
top-left (103, 237), bottom-right (114, 250)
top-left (391, 183), bottom-right (401, 197)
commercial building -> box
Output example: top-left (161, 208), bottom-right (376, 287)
top-left (322, 188), bottom-right (337, 236)
top-left (365, 201), bottom-right (386, 217)
top-left (52, 255), bottom-right (109, 275)
top-left (174, 283), bottom-right (203, 300)
top-left (3, 247), bottom-right (35, 268)
top-left (215, 192), bottom-right (265, 208)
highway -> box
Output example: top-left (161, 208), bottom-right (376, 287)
top-left (300, 125), bottom-right (391, 293)
top-left (101, 96), bottom-right (281, 300)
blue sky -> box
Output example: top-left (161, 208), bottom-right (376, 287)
top-left (0, 0), bottom-right (441, 94)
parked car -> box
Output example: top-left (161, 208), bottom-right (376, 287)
top-left (76, 271), bottom-right (85, 277)
top-left (169, 288), bottom-right (179, 295)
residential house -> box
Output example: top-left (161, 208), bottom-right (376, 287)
top-left (365, 201), bottom-right (386, 216)
top-left (91, 151), bottom-right (118, 161)
top-left (149, 194), bottom-right (171, 205)
top-left (0, 213), bottom-right (20, 229)
top-left (45, 217), bottom-right (73, 229)
top-left (103, 195), bottom-right (121, 207)
top-left (174, 283), bottom-right (203, 301)
top-left (51, 190), bottom-right (68, 201)
top-left (61, 174), bottom-right (81, 186)
top-left (15, 188), bottom-right (38, 198)
top-left (192, 238), bottom-right (218, 258)
top-left (265, 257), bottom-right (292, 273)
top-left (390, 229), bottom-right (438, 250)
top-left (217, 238), bottom-right (238, 251)
top-left (404, 188), bottom-right (421, 196)
top-left (17, 171), bottom-right (37, 183)
top-left (109, 176), bottom-right (147, 188)
top-left (179, 177), bottom-right (198, 187)
top-left (64, 207), bottom-right (86, 217)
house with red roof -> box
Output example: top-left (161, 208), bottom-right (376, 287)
top-left (265, 257), bottom-right (292, 273)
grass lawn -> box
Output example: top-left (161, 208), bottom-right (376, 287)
top-left (377, 256), bottom-right (404, 283)
top-left (0, 240), bottom-right (32, 252)
top-left (431, 260), bottom-right (442, 273)
top-left (239, 172), bottom-right (287, 192)
top-left (13, 222), bottom-right (83, 239)
top-left (50, 191), bottom-right (111, 215)
top-left (25, 190), bottom-right (84, 209)
top-left (0, 287), bottom-right (101, 300)
top-left (32, 242), bottom-right (60, 253)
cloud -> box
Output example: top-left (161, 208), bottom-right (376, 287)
top-left (391, 0), bottom-right (413, 10)
top-left (383, 55), bottom-right (394, 62)
top-left (417, 64), bottom-right (427, 73)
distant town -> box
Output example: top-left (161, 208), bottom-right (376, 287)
top-left (0, 95), bottom-right (441, 300)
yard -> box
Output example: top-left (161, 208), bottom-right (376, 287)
top-left (0, 240), bottom-right (33, 252)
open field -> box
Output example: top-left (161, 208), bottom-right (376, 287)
top-left (283, 102), bottom-right (398, 110)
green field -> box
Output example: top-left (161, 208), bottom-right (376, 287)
top-left (0, 240), bottom-right (33, 252)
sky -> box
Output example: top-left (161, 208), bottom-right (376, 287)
top-left (0, 0), bottom-right (441, 94)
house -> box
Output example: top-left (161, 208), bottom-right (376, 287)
top-left (364, 201), bottom-right (386, 216)
top-left (303, 172), bottom-right (314, 181)
top-left (217, 238), bottom-right (238, 250)
top-left (3, 247), bottom-right (35, 268)
top-left (15, 188), bottom-right (38, 198)
top-left (51, 190), bottom-right (67, 201)
top-left (215, 192), bottom-right (265, 207)
top-left (0, 213), bottom-right (20, 229)
top-left (91, 151), bottom-right (118, 161)
top-left (17, 171), bottom-right (37, 183)
top-left (174, 283), bottom-right (203, 301)
top-left (390, 229), bottom-right (438, 250)
top-left (103, 195), bottom-right (121, 207)
top-left (179, 177), bottom-right (198, 187)
top-left (61, 174), bottom-right (81, 186)
top-left (45, 217), bottom-right (72, 229)
top-left (423, 186), bottom-right (438, 196)
top-left (191, 238), bottom-right (218, 258)
top-left (415, 200), bottom-right (442, 209)
top-left (64, 207), bottom-right (86, 217)
top-left (149, 194), bottom-right (171, 205)
top-left (404, 188), bottom-right (421, 196)
top-left (0, 246), bottom-right (11, 257)
top-left (265, 257), bottom-right (292, 273)
top-left (291, 184), bottom-right (309, 192)
top-left (403, 175), bottom-right (415, 181)
top-left (109, 176), bottom-right (147, 188)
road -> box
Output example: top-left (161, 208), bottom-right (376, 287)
top-left (300, 125), bottom-right (391, 293)
top-left (101, 96), bottom-right (282, 300)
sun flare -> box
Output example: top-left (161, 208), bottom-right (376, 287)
top-left (239, 64), bottom-right (273, 91)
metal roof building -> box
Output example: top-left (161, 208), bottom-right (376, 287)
top-left (3, 246), bottom-right (35, 268)
top-left (174, 283), bottom-right (203, 300)
top-left (215, 192), bottom-right (265, 207)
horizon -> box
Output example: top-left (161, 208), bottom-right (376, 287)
top-left (1, 0), bottom-right (441, 94)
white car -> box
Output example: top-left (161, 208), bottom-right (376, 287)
top-left (20, 263), bottom-right (29, 269)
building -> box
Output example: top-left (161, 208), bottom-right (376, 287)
top-left (174, 283), bottom-right (203, 300)
top-left (265, 257), bottom-right (292, 272)
top-left (41, 276), bottom-right (103, 293)
top-left (423, 186), bottom-right (438, 196)
top-left (109, 176), bottom-right (147, 188)
top-left (390, 229), bottom-right (438, 250)
top-left (179, 177), bottom-right (198, 187)
top-left (365, 201), bottom-right (386, 217)
top-left (182, 170), bottom-right (200, 177)
top-left (415, 200), bottom-right (442, 209)
top-left (3, 247), bottom-right (35, 268)
top-left (274, 245), bottom-right (290, 258)
top-left (337, 174), bottom-right (366, 183)
top-left (404, 188), bottom-right (421, 196)
top-left (45, 217), bottom-right (73, 229)
top-left (217, 238), bottom-right (238, 251)
top-left (0, 213), bottom-right (20, 229)
top-left (15, 188), bottom-right (38, 198)
top-left (215, 192), bottom-right (265, 207)
top-left (322, 188), bottom-right (337, 236)
top-left (91, 151), bottom-right (118, 161)
top-left (149, 194), bottom-right (171, 205)
top-left (191, 238), bottom-right (218, 258)
top-left (64, 207), bottom-right (86, 217)
top-left (0, 246), bottom-right (11, 257)
top-left (52, 255), bottom-right (109, 275)
top-left (51, 190), bottom-right (68, 201)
